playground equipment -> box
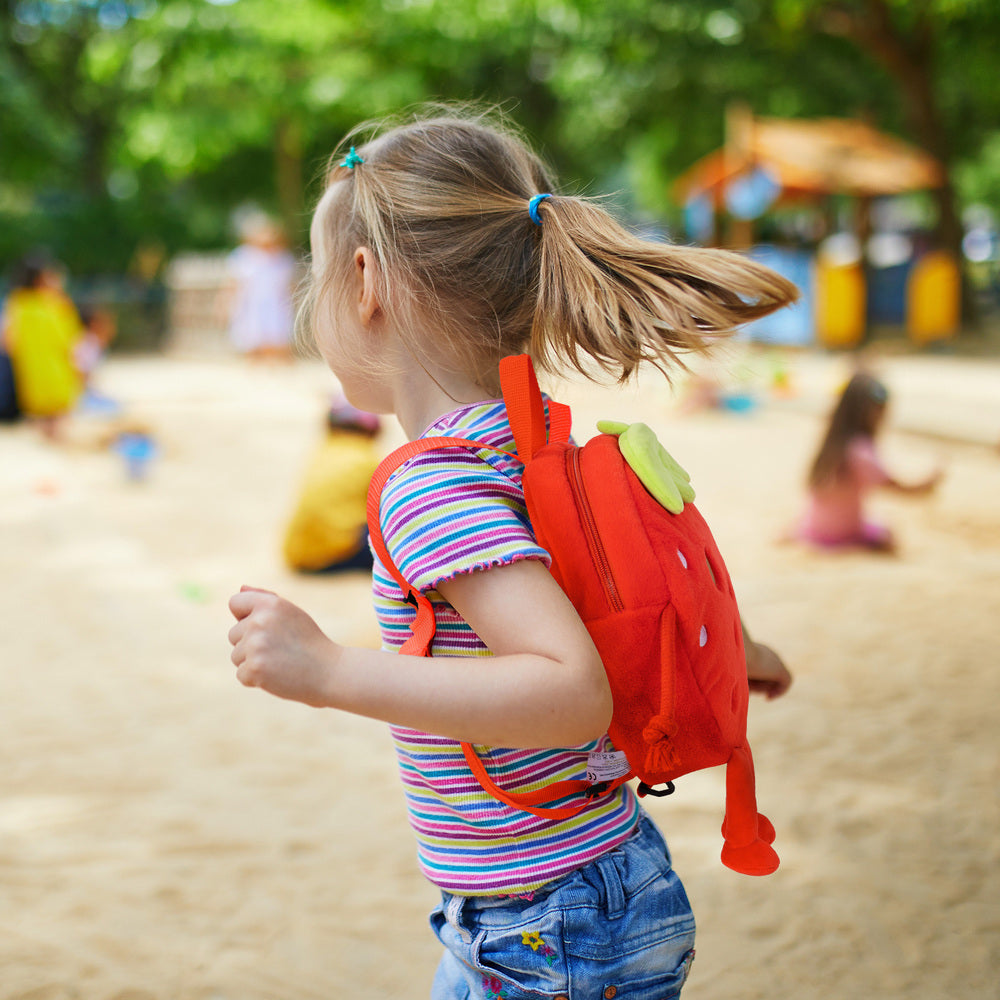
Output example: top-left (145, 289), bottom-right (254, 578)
top-left (674, 110), bottom-right (956, 346)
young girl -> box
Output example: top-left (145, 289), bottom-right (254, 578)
top-left (797, 372), bottom-right (942, 553)
top-left (228, 109), bottom-right (796, 999)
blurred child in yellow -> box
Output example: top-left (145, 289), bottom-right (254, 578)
top-left (282, 399), bottom-right (381, 573)
top-left (1, 255), bottom-right (84, 437)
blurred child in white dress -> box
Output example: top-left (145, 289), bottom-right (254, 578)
top-left (224, 214), bottom-right (298, 360)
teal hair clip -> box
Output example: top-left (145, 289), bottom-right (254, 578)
top-left (339, 146), bottom-right (364, 169)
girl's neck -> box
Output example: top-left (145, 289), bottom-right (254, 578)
top-left (370, 316), bottom-right (491, 438)
top-left (390, 360), bottom-right (492, 440)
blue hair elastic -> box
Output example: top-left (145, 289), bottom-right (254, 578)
top-left (339, 146), bottom-right (364, 169)
top-left (528, 193), bottom-right (552, 226)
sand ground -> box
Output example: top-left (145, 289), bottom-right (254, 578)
top-left (1, 344), bottom-right (998, 999)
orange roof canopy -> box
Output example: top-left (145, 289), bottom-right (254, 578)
top-left (674, 117), bottom-right (944, 203)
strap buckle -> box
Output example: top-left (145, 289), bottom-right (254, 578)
top-left (637, 781), bottom-right (676, 798)
top-left (584, 781), bottom-right (611, 799)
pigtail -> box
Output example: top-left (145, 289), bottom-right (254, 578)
top-left (531, 196), bottom-right (799, 383)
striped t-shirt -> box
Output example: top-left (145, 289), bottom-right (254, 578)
top-left (373, 397), bottom-right (640, 896)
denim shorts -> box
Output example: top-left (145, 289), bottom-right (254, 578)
top-left (429, 812), bottom-right (696, 999)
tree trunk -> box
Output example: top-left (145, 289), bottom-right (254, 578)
top-left (819, 0), bottom-right (975, 326)
top-left (275, 116), bottom-right (304, 249)
top-left (81, 115), bottom-right (110, 201)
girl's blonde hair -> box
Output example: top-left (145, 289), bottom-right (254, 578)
top-left (307, 106), bottom-right (799, 395)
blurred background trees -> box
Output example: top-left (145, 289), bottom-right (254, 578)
top-left (1, 0), bottom-right (998, 281)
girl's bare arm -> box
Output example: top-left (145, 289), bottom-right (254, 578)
top-left (228, 559), bottom-right (612, 749)
top-left (884, 467), bottom-right (944, 495)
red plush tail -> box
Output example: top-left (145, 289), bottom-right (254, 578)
top-left (719, 743), bottom-right (780, 876)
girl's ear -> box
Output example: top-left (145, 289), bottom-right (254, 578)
top-left (354, 247), bottom-right (381, 327)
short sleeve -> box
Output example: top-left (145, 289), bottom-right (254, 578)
top-left (846, 436), bottom-right (891, 488)
top-left (378, 448), bottom-right (550, 593)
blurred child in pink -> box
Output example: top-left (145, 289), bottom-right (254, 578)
top-left (797, 372), bottom-right (942, 553)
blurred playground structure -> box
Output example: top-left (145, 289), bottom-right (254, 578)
top-left (673, 107), bottom-right (989, 350)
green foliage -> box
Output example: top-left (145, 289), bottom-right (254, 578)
top-left (0, 0), bottom-right (998, 276)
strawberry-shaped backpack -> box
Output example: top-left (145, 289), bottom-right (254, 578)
top-left (367, 354), bottom-right (778, 876)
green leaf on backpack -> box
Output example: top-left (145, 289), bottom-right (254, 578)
top-left (597, 420), bottom-right (695, 514)
top-left (596, 419), bottom-right (630, 436)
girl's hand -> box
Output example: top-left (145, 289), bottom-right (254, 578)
top-left (745, 640), bottom-right (793, 700)
top-left (228, 586), bottom-right (338, 707)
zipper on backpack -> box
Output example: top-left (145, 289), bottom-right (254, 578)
top-left (569, 447), bottom-right (624, 613)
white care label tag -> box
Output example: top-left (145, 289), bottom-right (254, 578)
top-left (586, 750), bottom-right (631, 784)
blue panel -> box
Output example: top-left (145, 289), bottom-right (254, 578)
top-left (741, 245), bottom-right (815, 346)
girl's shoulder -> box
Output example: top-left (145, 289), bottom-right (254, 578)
top-left (846, 434), bottom-right (889, 483)
top-left (378, 397), bottom-right (547, 587)
top-left (6, 287), bottom-right (37, 309)
top-left (7, 288), bottom-right (63, 319)
top-left (429, 395), bottom-right (512, 449)
top-left (422, 392), bottom-right (554, 443)
top-left (846, 434), bottom-right (878, 460)
top-left (383, 398), bottom-right (525, 508)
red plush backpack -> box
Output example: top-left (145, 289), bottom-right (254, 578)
top-left (367, 354), bottom-right (779, 876)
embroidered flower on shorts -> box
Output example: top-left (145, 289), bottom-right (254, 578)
top-left (522, 931), bottom-right (544, 951)
top-left (521, 930), bottom-right (558, 966)
top-left (482, 975), bottom-right (509, 998)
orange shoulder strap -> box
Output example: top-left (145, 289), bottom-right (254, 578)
top-left (500, 354), bottom-right (571, 460)
top-left (366, 434), bottom-right (510, 656)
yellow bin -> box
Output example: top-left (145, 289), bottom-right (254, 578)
top-left (907, 251), bottom-right (960, 344)
top-left (815, 258), bottom-right (866, 349)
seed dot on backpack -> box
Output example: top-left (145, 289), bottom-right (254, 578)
top-left (699, 625), bottom-right (708, 647)
top-left (677, 549), bottom-right (688, 568)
